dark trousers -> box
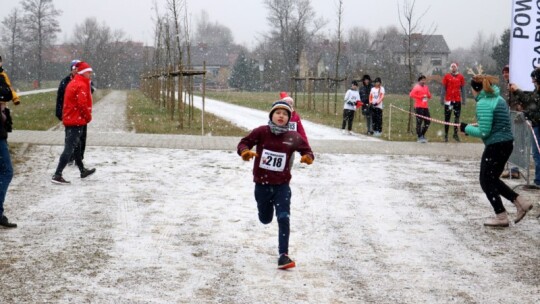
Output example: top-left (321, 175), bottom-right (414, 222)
top-left (55, 126), bottom-right (86, 176)
top-left (342, 109), bottom-right (355, 131)
top-left (363, 111), bottom-right (373, 133)
top-left (415, 108), bottom-right (431, 137)
top-left (70, 125), bottom-right (87, 161)
top-left (0, 139), bottom-right (13, 217)
top-left (479, 140), bottom-right (518, 214)
top-left (372, 107), bottom-right (383, 132)
top-left (444, 102), bottom-right (461, 136)
top-left (254, 183), bottom-right (291, 255)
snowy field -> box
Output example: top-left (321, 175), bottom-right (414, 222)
top-left (0, 91), bottom-right (538, 303)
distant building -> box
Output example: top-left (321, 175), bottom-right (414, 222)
top-left (370, 33), bottom-right (450, 76)
top-left (188, 43), bottom-right (244, 89)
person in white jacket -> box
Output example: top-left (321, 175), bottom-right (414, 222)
top-left (342, 80), bottom-right (360, 135)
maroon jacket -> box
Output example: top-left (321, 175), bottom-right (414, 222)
top-left (237, 125), bottom-right (314, 185)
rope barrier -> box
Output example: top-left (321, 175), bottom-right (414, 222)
top-left (389, 104), bottom-right (477, 127)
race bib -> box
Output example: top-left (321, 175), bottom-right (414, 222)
top-left (259, 149), bottom-right (287, 172)
top-left (289, 122), bottom-right (297, 132)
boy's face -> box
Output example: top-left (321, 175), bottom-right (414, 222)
top-left (272, 109), bottom-right (289, 127)
top-left (502, 70), bottom-right (509, 81)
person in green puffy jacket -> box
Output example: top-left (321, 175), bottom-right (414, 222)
top-left (460, 74), bottom-right (532, 227)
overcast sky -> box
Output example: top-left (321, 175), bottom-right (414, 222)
top-left (1, 0), bottom-right (511, 50)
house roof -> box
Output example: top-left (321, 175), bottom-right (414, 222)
top-left (187, 44), bottom-right (242, 67)
top-left (371, 34), bottom-right (450, 54)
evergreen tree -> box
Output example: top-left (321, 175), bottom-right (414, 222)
top-left (492, 28), bottom-right (510, 72)
top-left (229, 51), bottom-right (260, 91)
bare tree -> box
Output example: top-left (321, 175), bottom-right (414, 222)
top-left (71, 18), bottom-right (130, 88)
top-left (151, 1), bottom-right (164, 71)
top-left (21, 0), bottom-right (61, 87)
top-left (194, 10), bottom-right (234, 47)
top-left (72, 18), bottom-right (101, 59)
top-left (264, 0), bottom-right (326, 79)
top-left (333, 0), bottom-right (344, 113)
top-left (1, 8), bottom-right (24, 80)
top-left (345, 27), bottom-right (372, 77)
top-left (471, 31), bottom-right (497, 73)
top-left (167, 0), bottom-right (184, 66)
top-left (397, 0), bottom-right (436, 132)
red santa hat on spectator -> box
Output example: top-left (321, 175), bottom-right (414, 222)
top-left (76, 61), bottom-right (93, 74)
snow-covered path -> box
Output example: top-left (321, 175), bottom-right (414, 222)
top-left (0, 91), bottom-right (538, 303)
top-left (192, 95), bottom-right (379, 141)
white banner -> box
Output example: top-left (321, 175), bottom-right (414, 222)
top-left (510, 0), bottom-right (539, 91)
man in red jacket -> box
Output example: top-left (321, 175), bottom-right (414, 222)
top-left (51, 61), bottom-right (96, 184)
top-left (441, 62), bottom-right (466, 142)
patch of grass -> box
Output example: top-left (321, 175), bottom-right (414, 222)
top-left (10, 89), bottom-right (110, 131)
top-left (10, 92), bottom-right (59, 130)
top-left (127, 90), bottom-right (247, 136)
top-left (205, 91), bottom-right (481, 143)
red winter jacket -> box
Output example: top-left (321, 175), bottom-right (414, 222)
top-left (63, 74), bottom-right (92, 126)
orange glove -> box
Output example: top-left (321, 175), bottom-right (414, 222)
top-left (300, 154), bottom-right (313, 165)
top-left (241, 149), bottom-right (258, 161)
top-left (13, 98), bottom-right (20, 105)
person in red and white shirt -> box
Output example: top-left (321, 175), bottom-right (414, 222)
top-left (441, 62), bottom-right (466, 142)
top-left (409, 75), bottom-right (432, 143)
top-left (369, 77), bottom-right (385, 137)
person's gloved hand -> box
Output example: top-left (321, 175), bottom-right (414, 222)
top-left (300, 154), bottom-right (313, 165)
top-left (240, 149), bottom-right (257, 161)
top-left (460, 122), bottom-right (468, 133)
top-left (12, 98), bottom-right (20, 105)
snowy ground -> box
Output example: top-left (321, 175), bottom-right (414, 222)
top-left (0, 91), bottom-right (539, 303)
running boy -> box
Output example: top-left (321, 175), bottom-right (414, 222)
top-left (237, 100), bottom-right (314, 269)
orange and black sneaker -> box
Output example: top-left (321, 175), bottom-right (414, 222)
top-left (278, 254), bottom-right (296, 270)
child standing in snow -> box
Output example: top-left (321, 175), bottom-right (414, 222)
top-left (342, 81), bottom-right (360, 135)
top-left (237, 100), bottom-right (314, 269)
top-left (369, 77), bottom-right (385, 137)
top-left (409, 75), bottom-right (432, 143)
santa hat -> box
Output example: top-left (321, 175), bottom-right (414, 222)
top-left (76, 61), bottom-right (93, 74)
top-left (70, 59), bottom-right (81, 70)
top-left (450, 62), bottom-right (458, 69)
top-left (269, 100), bottom-right (292, 122)
top-left (282, 96), bottom-right (294, 108)
top-left (279, 91), bottom-right (289, 99)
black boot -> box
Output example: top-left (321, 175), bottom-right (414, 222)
top-left (80, 168), bottom-right (96, 178)
top-left (0, 215), bottom-right (17, 228)
top-left (453, 133), bottom-right (461, 142)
